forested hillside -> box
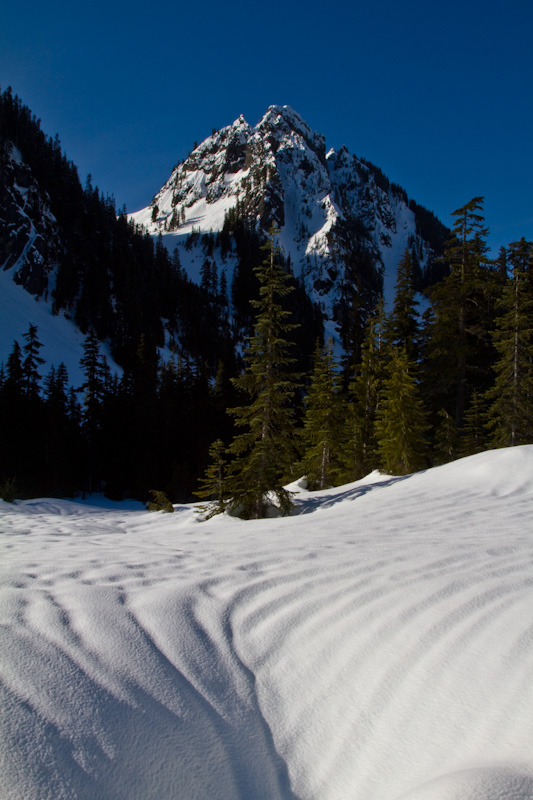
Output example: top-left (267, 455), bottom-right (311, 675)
top-left (1, 88), bottom-right (532, 509)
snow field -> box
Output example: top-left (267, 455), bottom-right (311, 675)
top-left (1, 447), bottom-right (533, 800)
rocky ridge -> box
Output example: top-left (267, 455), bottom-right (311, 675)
top-left (130, 105), bottom-right (447, 312)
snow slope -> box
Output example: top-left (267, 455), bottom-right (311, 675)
top-left (0, 265), bottom-right (89, 387)
top-left (1, 446), bottom-right (533, 800)
top-left (0, 265), bottom-right (121, 388)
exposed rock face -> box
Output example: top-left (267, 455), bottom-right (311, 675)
top-left (130, 105), bottom-right (445, 312)
top-left (0, 145), bottom-right (62, 297)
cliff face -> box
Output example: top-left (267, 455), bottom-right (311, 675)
top-left (130, 104), bottom-right (445, 314)
top-left (0, 144), bottom-right (62, 297)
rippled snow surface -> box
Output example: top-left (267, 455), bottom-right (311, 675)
top-left (1, 447), bottom-right (533, 800)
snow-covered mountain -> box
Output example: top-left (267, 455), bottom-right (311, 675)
top-left (1, 99), bottom-right (448, 380)
top-left (130, 105), bottom-right (447, 310)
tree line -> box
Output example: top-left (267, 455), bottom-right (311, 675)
top-left (197, 204), bottom-right (533, 518)
top-left (1, 85), bottom-right (532, 512)
top-left (1, 201), bottom-right (531, 512)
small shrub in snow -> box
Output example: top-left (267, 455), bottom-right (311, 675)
top-left (146, 490), bottom-right (174, 513)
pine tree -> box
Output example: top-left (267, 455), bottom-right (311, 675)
top-left (460, 390), bottom-right (489, 456)
top-left (79, 331), bottom-right (105, 429)
top-left (146, 489), bottom-right (174, 512)
top-left (375, 346), bottom-right (429, 475)
top-left (427, 197), bottom-right (498, 429)
top-left (344, 301), bottom-right (387, 480)
top-left (78, 331), bottom-right (107, 494)
top-left (433, 408), bottom-right (459, 464)
top-left (195, 439), bottom-right (229, 519)
top-left (486, 238), bottom-right (533, 446)
top-left (385, 248), bottom-right (420, 361)
top-left (22, 323), bottom-right (45, 400)
top-left (42, 362), bottom-right (82, 496)
top-left (300, 339), bottom-right (345, 490)
top-left (0, 342), bottom-right (24, 483)
top-left (227, 226), bottom-right (300, 518)
top-left (3, 340), bottom-right (24, 396)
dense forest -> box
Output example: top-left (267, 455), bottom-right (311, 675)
top-left (1, 88), bottom-right (532, 514)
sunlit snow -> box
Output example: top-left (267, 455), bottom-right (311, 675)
top-left (0, 266), bottom-right (90, 387)
top-left (1, 446), bottom-right (533, 799)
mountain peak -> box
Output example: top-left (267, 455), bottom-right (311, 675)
top-left (260, 104), bottom-right (304, 124)
top-left (253, 105), bottom-right (326, 164)
top-left (231, 113), bottom-right (249, 130)
top-left (128, 104), bottom-right (447, 317)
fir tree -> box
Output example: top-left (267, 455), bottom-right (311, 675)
top-left (79, 330), bottom-right (105, 429)
top-left (460, 390), bottom-right (489, 456)
top-left (433, 408), bottom-right (459, 464)
top-left (146, 489), bottom-right (174, 512)
top-left (375, 346), bottom-right (429, 475)
top-left (0, 335), bottom-right (47, 497)
top-left (227, 226), bottom-right (300, 518)
top-left (486, 238), bottom-right (533, 446)
top-left (79, 331), bottom-right (106, 494)
top-left (344, 301), bottom-right (387, 480)
top-left (3, 340), bottom-right (24, 396)
top-left (385, 248), bottom-right (420, 361)
top-left (22, 324), bottom-right (45, 400)
top-left (42, 362), bottom-right (83, 496)
top-left (427, 197), bottom-right (498, 429)
top-left (300, 339), bottom-right (345, 490)
top-left (195, 439), bottom-right (229, 519)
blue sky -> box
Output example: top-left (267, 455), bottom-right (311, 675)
top-left (2, 0), bottom-right (532, 255)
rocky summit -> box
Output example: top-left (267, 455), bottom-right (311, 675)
top-left (130, 105), bottom-right (447, 313)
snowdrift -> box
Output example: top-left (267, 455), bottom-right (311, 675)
top-left (1, 447), bottom-right (533, 800)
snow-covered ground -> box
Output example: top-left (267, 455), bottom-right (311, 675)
top-left (0, 266), bottom-right (120, 388)
top-left (1, 447), bottom-right (533, 800)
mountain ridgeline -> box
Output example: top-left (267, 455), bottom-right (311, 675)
top-left (1, 92), bottom-right (447, 371)
top-left (3, 88), bottom-right (531, 510)
top-left (131, 105), bottom-right (448, 346)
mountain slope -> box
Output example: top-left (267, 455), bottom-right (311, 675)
top-left (1, 93), bottom-right (448, 378)
top-left (130, 105), bottom-right (449, 317)
top-left (0, 89), bottom-right (239, 381)
top-left (0, 141), bottom-right (91, 383)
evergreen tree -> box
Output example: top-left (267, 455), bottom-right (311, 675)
top-left (42, 362), bottom-right (83, 496)
top-left (0, 341), bottom-right (24, 488)
top-left (385, 248), bottom-right (420, 361)
top-left (375, 346), bottom-right (429, 475)
top-left (427, 197), bottom-right (498, 429)
top-left (460, 390), bottom-right (489, 456)
top-left (195, 439), bottom-right (229, 518)
top-left (3, 340), bottom-right (24, 396)
top-left (0, 335), bottom-right (48, 496)
top-left (146, 489), bottom-right (174, 512)
top-left (78, 331), bottom-right (106, 494)
top-left (22, 323), bottom-right (45, 400)
top-left (227, 226), bottom-right (300, 518)
top-left (299, 339), bottom-right (345, 490)
top-left (433, 408), bottom-right (459, 464)
top-left (218, 269), bottom-right (229, 311)
top-left (79, 330), bottom-right (105, 429)
top-left (486, 238), bottom-right (533, 446)
top-left (344, 301), bottom-right (387, 480)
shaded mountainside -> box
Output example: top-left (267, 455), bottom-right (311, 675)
top-left (0, 88), bottom-right (240, 374)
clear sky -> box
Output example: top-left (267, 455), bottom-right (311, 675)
top-left (2, 0), bottom-right (532, 255)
